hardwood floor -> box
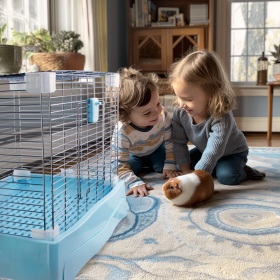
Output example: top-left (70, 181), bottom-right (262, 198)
top-left (244, 132), bottom-right (280, 147)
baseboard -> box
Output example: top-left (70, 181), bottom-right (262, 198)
top-left (235, 117), bottom-right (280, 132)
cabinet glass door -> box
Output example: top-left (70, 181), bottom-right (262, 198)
top-left (133, 29), bottom-right (167, 72)
top-left (167, 28), bottom-right (205, 68)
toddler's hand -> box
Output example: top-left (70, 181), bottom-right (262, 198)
top-left (126, 183), bottom-right (154, 198)
top-left (162, 169), bottom-right (181, 179)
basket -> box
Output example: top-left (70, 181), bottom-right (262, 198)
top-left (30, 52), bottom-right (85, 71)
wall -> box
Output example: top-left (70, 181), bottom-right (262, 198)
top-left (107, 0), bottom-right (280, 132)
top-left (106, 0), bottom-right (129, 72)
top-left (234, 86), bottom-right (280, 132)
top-left (215, 0), bottom-right (280, 132)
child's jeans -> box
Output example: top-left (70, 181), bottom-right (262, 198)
top-left (189, 147), bottom-right (248, 185)
top-left (129, 142), bottom-right (165, 175)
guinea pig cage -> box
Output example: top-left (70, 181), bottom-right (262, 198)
top-left (0, 71), bottom-right (127, 280)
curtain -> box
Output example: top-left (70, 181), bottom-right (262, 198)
top-left (49, 0), bottom-right (107, 71)
top-left (91, 0), bottom-right (107, 72)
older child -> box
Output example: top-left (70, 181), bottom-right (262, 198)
top-left (112, 67), bottom-right (179, 197)
top-left (168, 51), bottom-right (265, 185)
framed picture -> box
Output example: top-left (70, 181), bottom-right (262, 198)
top-left (158, 7), bottom-right (179, 22)
top-left (175, 13), bottom-right (185, 26)
top-left (168, 16), bottom-right (176, 26)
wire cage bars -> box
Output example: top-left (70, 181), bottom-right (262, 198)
top-left (0, 71), bottom-right (127, 280)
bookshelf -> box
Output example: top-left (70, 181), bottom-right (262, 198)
top-left (127, 0), bottom-right (213, 75)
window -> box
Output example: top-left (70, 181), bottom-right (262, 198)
top-left (230, 1), bottom-right (280, 82)
top-left (0, 0), bottom-right (49, 40)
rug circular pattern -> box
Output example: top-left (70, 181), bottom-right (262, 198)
top-left (77, 148), bottom-right (280, 280)
top-left (189, 199), bottom-right (280, 246)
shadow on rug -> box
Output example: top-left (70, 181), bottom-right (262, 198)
top-left (76, 147), bottom-right (280, 280)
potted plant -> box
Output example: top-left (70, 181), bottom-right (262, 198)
top-left (52, 30), bottom-right (83, 53)
top-left (10, 28), bottom-right (85, 71)
top-left (11, 28), bottom-right (54, 72)
top-left (270, 44), bottom-right (280, 81)
top-left (52, 30), bottom-right (85, 70)
top-left (11, 28), bottom-right (54, 53)
top-left (0, 23), bottom-right (22, 74)
top-left (31, 30), bottom-right (85, 71)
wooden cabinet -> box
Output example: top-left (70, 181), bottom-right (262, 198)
top-left (132, 27), bottom-right (205, 74)
top-left (128, 0), bottom-right (213, 75)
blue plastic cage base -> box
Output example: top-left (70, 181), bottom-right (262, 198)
top-left (0, 179), bottom-right (128, 280)
top-left (0, 174), bottom-right (115, 238)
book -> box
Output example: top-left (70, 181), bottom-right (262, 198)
top-left (135, 0), bottom-right (142, 27)
top-left (142, 0), bottom-right (149, 26)
top-left (133, 0), bottom-right (156, 27)
top-left (130, 4), bottom-right (136, 27)
top-left (148, 0), bottom-right (156, 26)
top-left (190, 4), bottom-right (208, 22)
top-left (189, 20), bottom-right (209, 26)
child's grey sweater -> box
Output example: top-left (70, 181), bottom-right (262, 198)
top-left (172, 108), bottom-right (248, 173)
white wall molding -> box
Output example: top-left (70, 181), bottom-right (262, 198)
top-left (233, 86), bottom-right (280, 97)
top-left (160, 94), bottom-right (280, 133)
top-left (235, 117), bottom-right (280, 132)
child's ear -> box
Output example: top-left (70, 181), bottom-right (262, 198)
top-left (119, 107), bottom-right (130, 122)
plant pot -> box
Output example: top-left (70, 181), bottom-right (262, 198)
top-left (63, 53), bottom-right (85, 70)
top-left (272, 63), bottom-right (280, 81)
top-left (30, 52), bottom-right (85, 71)
top-left (0, 45), bottom-right (22, 74)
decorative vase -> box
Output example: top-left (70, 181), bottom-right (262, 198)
top-left (256, 52), bottom-right (268, 85)
top-left (272, 63), bottom-right (280, 81)
top-left (0, 45), bottom-right (22, 74)
top-left (30, 52), bottom-right (85, 71)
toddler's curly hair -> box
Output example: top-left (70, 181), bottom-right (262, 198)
top-left (118, 67), bottom-right (159, 123)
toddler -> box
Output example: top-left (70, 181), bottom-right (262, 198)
top-left (112, 67), bottom-right (179, 197)
top-left (168, 51), bottom-right (265, 185)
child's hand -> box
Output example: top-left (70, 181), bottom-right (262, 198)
top-left (179, 164), bottom-right (193, 175)
top-left (162, 169), bottom-right (181, 179)
top-left (126, 183), bottom-right (154, 198)
top-left (181, 169), bottom-right (193, 175)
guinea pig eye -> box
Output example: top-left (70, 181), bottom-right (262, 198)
top-left (170, 186), bottom-right (174, 189)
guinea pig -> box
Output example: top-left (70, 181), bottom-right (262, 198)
top-left (162, 170), bottom-right (214, 207)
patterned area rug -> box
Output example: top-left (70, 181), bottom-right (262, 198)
top-left (76, 147), bottom-right (280, 280)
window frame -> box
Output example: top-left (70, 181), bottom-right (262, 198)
top-left (0, 0), bottom-right (49, 41)
top-left (216, 0), bottom-right (280, 87)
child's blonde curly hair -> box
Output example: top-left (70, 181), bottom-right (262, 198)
top-left (118, 67), bottom-right (159, 123)
top-left (168, 51), bottom-right (236, 118)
